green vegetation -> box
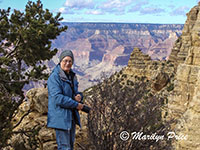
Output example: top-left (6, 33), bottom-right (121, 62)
top-left (0, 0), bottom-right (67, 148)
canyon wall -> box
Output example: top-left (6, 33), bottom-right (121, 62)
top-left (168, 3), bottom-right (200, 150)
top-left (47, 23), bottom-right (183, 91)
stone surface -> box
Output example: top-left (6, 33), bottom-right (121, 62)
top-left (167, 3), bottom-right (200, 150)
top-left (8, 88), bottom-right (90, 150)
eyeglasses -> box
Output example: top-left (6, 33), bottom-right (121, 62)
top-left (62, 59), bottom-right (72, 64)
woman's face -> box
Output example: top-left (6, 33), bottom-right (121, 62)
top-left (60, 56), bottom-right (73, 73)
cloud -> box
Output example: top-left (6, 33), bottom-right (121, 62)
top-left (64, 0), bottom-right (95, 9)
top-left (59, 0), bottom-right (151, 16)
top-left (129, 2), bottom-right (165, 15)
top-left (59, 0), bottom-right (164, 16)
top-left (98, 0), bottom-right (135, 15)
top-left (85, 10), bottom-right (104, 15)
top-left (99, 0), bottom-right (132, 9)
top-left (140, 6), bottom-right (165, 15)
top-left (128, 0), bottom-right (149, 12)
top-left (59, 0), bottom-right (97, 15)
top-left (58, 7), bottom-right (75, 14)
top-left (60, 0), bottom-right (138, 16)
top-left (170, 6), bottom-right (190, 16)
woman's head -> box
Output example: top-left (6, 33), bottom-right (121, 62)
top-left (59, 50), bottom-right (74, 73)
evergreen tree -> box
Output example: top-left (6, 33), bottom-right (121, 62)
top-left (0, 0), bottom-right (67, 148)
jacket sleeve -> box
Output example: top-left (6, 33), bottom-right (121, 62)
top-left (48, 73), bottom-right (79, 109)
top-left (74, 75), bottom-right (84, 102)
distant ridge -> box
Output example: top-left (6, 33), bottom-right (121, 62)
top-left (25, 22), bottom-right (184, 91)
top-left (62, 22), bottom-right (184, 25)
top-left (49, 22), bottom-right (183, 91)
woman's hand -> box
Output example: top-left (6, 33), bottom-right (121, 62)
top-left (76, 103), bottom-right (84, 110)
top-left (74, 94), bottom-right (82, 102)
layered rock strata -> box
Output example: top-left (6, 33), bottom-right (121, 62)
top-left (124, 47), bottom-right (175, 84)
top-left (50, 23), bottom-right (183, 91)
top-left (168, 3), bottom-right (200, 150)
top-left (168, 4), bottom-right (200, 66)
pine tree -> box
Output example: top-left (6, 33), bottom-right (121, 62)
top-left (0, 0), bottom-right (67, 148)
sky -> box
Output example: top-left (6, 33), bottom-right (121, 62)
top-left (0, 0), bottom-right (200, 24)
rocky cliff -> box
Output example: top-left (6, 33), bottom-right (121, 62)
top-left (167, 3), bottom-right (200, 150)
top-left (6, 88), bottom-right (90, 150)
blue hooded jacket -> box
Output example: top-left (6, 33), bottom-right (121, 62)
top-left (47, 64), bottom-right (82, 130)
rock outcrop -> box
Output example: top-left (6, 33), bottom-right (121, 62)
top-left (168, 4), bottom-right (200, 66)
top-left (7, 88), bottom-right (89, 150)
top-left (167, 3), bottom-right (200, 150)
top-left (124, 47), bottom-right (174, 87)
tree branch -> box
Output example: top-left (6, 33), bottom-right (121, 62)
top-left (5, 24), bottom-right (30, 59)
top-left (5, 39), bottom-right (21, 58)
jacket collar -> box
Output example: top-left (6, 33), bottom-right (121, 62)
top-left (57, 64), bottom-right (75, 82)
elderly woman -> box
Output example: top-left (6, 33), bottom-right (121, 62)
top-left (47, 50), bottom-right (84, 150)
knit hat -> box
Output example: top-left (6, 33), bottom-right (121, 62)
top-left (59, 50), bottom-right (74, 63)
